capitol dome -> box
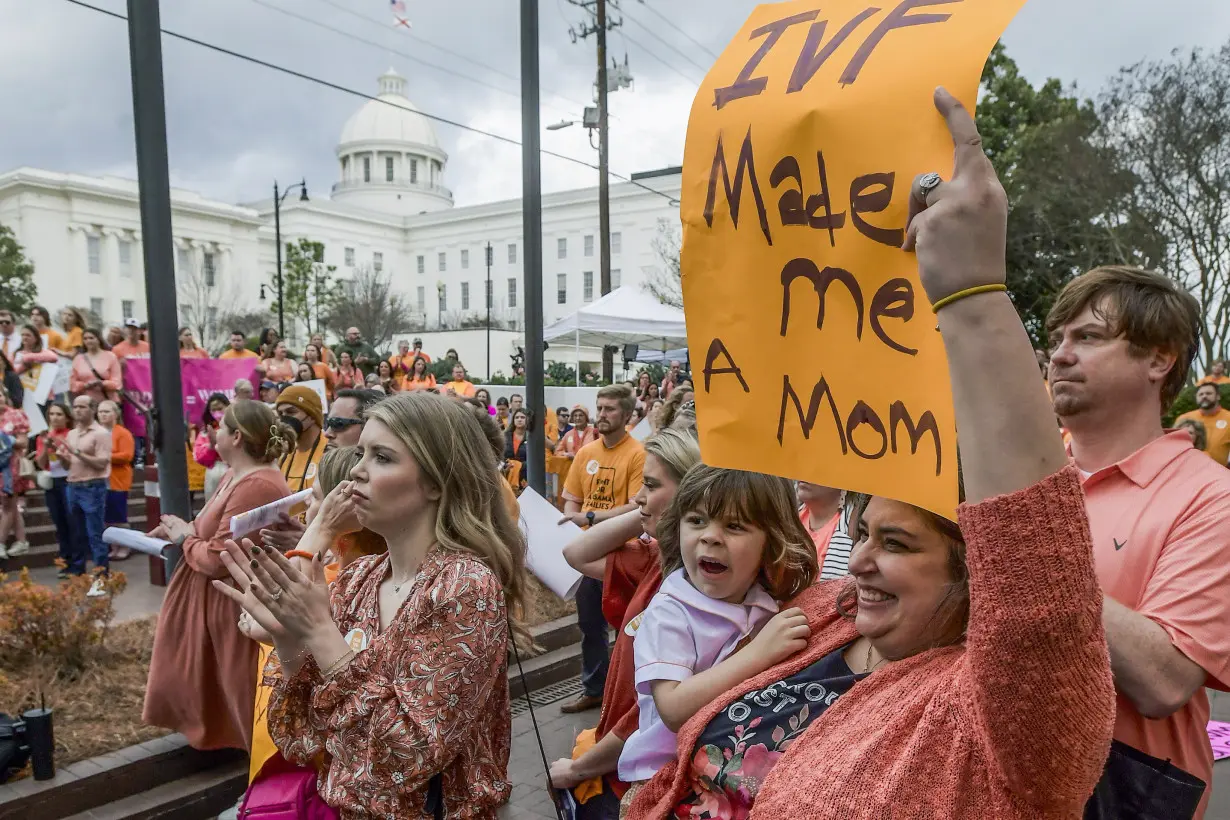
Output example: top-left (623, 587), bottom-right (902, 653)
top-left (332, 69), bottom-right (453, 215)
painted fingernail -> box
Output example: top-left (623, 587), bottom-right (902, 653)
top-left (250, 546), bottom-right (261, 556)
top-left (249, 559), bottom-right (258, 568)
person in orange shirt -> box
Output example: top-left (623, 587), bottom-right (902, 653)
top-left (260, 342), bottom-right (297, 383)
top-left (70, 329), bottom-right (122, 404)
top-left (388, 340), bottom-right (416, 390)
top-left (302, 343), bottom-right (335, 398)
top-left (29, 306), bottom-right (65, 353)
top-left (556, 405), bottom-right (599, 459)
top-left (442, 363), bottom-right (475, 398)
top-left (403, 356), bottom-right (436, 391)
top-left (1198, 359), bottom-right (1230, 386)
top-left (1176, 382), bottom-right (1230, 466)
top-left (218, 331), bottom-right (258, 361)
top-left (112, 319), bottom-right (150, 359)
top-left (309, 333), bottom-right (337, 368)
top-left (178, 327), bottom-right (210, 359)
top-left (59, 307), bottom-right (86, 354)
top-left (97, 400), bottom-right (134, 560)
top-left (1048, 265), bottom-right (1230, 817)
top-left (410, 337), bottom-right (431, 364)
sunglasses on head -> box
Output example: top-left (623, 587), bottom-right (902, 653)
top-left (324, 416), bottom-right (364, 431)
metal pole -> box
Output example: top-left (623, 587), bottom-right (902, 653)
top-left (273, 183), bottom-right (285, 339)
top-left (521, 0), bottom-right (546, 495)
top-left (597, 0), bottom-right (614, 383)
top-left (125, 0), bottom-right (191, 552)
top-left (486, 241), bottom-right (492, 380)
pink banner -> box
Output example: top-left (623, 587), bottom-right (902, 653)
top-left (121, 358), bottom-right (260, 437)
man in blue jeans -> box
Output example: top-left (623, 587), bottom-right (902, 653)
top-left (61, 396), bottom-right (112, 597)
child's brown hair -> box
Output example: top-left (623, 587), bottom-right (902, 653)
top-left (658, 465), bottom-right (818, 600)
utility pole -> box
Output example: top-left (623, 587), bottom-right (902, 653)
top-left (124, 0), bottom-right (191, 575)
top-left (485, 241), bottom-right (493, 379)
top-left (568, 0), bottom-right (622, 382)
top-left (521, 0), bottom-right (546, 495)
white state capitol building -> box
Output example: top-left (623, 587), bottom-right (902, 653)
top-left (0, 69), bottom-right (682, 375)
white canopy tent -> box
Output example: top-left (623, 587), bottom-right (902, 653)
top-left (542, 288), bottom-right (689, 384)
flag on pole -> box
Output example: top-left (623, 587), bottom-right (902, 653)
top-left (391, 0), bottom-right (411, 29)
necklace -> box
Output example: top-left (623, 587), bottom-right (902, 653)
top-left (864, 641), bottom-right (889, 674)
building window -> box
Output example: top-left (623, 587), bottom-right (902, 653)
top-left (87, 235), bottom-right (101, 274)
top-left (438, 252), bottom-right (446, 272)
top-left (612, 268), bottom-right (622, 289)
top-left (363, 157), bottom-right (371, 182)
top-left (203, 252), bottom-right (216, 287)
top-left (118, 239), bottom-right (133, 277)
top-left (461, 282), bottom-right (471, 310)
top-left (121, 300), bottom-right (134, 320)
top-left (438, 285), bottom-right (447, 314)
top-left (612, 231), bottom-right (622, 254)
top-left (508, 278), bottom-right (517, 308)
top-left (557, 237), bottom-right (567, 259)
top-left (410, 158), bottom-right (418, 184)
top-left (386, 156), bottom-right (394, 182)
top-left (90, 297), bottom-right (103, 320)
top-left (508, 243), bottom-right (517, 264)
top-left (207, 306), bottom-right (218, 338)
top-left (417, 255), bottom-right (425, 274)
top-left (373, 251), bottom-right (383, 271)
top-left (177, 246), bottom-right (191, 274)
top-left (557, 273), bottom-right (567, 304)
top-left (584, 235), bottom-right (594, 257)
top-left (485, 279), bottom-right (493, 309)
top-left (342, 156), bottom-right (349, 178)
top-left (461, 249), bottom-right (470, 269)
top-left (416, 286), bottom-right (425, 313)
top-left (344, 247), bottom-right (355, 267)
top-left (583, 271), bottom-right (594, 302)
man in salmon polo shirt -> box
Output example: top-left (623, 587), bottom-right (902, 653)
top-left (1047, 265), bottom-right (1230, 817)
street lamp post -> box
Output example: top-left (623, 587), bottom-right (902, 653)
top-left (485, 241), bottom-right (493, 379)
top-left (273, 179), bottom-right (309, 340)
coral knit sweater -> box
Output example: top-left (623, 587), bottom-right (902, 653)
top-left (630, 468), bottom-right (1115, 820)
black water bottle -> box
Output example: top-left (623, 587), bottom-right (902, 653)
top-left (22, 708), bottom-right (54, 781)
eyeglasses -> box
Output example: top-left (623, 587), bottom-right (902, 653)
top-left (324, 416), bottom-right (364, 431)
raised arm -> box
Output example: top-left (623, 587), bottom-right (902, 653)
top-left (563, 508), bottom-right (645, 579)
top-left (908, 88), bottom-right (1113, 810)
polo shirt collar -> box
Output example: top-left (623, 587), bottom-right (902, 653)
top-left (1072, 430), bottom-right (1194, 489)
top-left (661, 567), bottom-right (779, 623)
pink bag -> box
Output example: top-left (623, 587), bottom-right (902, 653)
top-left (238, 768), bottom-right (338, 820)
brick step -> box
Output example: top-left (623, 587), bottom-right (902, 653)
top-left (21, 498), bottom-right (146, 529)
top-left (62, 761), bottom-right (247, 820)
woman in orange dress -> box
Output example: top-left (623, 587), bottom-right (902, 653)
top-left (333, 351), bottom-right (361, 391)
top-left (403, 355), bottom-right (437, 391)
top-left (178, 327), bottom-right (210, 359)
top-left (302, 343), bottom-right (335, 399)
top-left (260, 342), bottom-right (296, 383)
top-left (143, 401), bottom-right (293, 750)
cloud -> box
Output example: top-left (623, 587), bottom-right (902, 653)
top-left (2, 0), bottom-right (1227, 208)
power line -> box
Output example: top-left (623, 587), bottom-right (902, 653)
top-left (300, 0), bottom-right (592, 115)
top-left (634, 1), bottom-right (721, 61)
top-left (61, 0), bottom-right (680, 206)
top-left (618, 4), bottom-right (711, 75)
top-left (243, 0), bottom-right (578, 120)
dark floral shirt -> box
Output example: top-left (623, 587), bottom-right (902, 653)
top-left (676, 645), bottom-right (863, 819)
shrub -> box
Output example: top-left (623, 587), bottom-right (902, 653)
top-left (0, 568), bottom-right (128, 683)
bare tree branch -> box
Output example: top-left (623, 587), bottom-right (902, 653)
top-left (325, 264), bottom-right (414, 350)
top-left (643, 217), bottom-right (683, 308)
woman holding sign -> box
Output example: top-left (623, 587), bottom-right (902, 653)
top-left (143, 400), bottom-right (294, 751)
top-left (627, 91), bottom-right (1114, 820)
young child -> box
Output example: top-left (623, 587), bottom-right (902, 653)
top-left (617, 466), bottom-right (818, 813)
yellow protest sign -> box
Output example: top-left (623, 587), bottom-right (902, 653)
top-left (682, 0), bottom-right (1025, 519)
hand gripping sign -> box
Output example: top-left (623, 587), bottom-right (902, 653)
top-left (682, 0), bottom-right (1025, 519)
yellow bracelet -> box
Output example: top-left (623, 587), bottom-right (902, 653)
top-left (930, 283), bottom-right (1008, 314)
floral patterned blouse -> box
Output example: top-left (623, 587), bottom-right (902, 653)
top-left (265, 549), bottom-right (512, 820)
top-left (675, 646), bottom-right (863, 818)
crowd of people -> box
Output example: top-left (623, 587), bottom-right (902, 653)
top-left (108, 93), bottom-right (1230, 820)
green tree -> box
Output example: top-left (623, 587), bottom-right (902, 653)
top-left (272, 239), bottom-right (343, 339)
top-left (0, 224), bottom-right (39, 316)
top-left (978, 44), bottom-right (1167, 346)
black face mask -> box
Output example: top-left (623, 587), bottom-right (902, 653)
top-left (279, 415), bottom-right (304, 438)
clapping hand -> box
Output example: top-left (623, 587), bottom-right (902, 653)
top-left (213, 539), bottom-right (332, 644)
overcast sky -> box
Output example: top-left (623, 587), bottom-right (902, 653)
top-left (2, 0), bottom-right (1227, 208)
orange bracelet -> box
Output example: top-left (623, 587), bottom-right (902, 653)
top-left (285, 550), bottom-right (314, 560)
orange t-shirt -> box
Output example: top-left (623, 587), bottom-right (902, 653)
top-left (112, 340), bottom-right (150, 360)
top-left (1176, 407), bottom-right (1230, 466)
top-left (1197, 374), bottom-right (1230, 386)
top-left (109, 424), bottom-right (135, 492)
top-left (444, 379), bottom-right (476, 398)
top-left (218, 348), bottom-right (258, 360)
top-left (562, 434), bottom-right (645, 515)
top-left (1078, 431), bottom-right (1230, 818)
